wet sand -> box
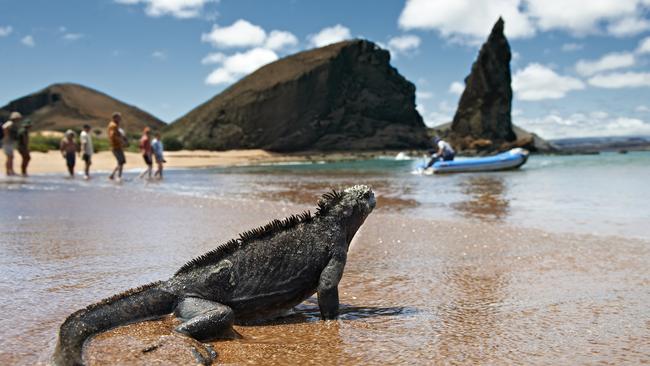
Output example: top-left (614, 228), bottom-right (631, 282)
top-left (0, 184), bottom-right (648, 365)
top-left (21, 149), bottom-right (390, 175)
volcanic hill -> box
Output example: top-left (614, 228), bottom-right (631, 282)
top-left (167, 39), bottom-right (430, 152)
top-left (0, 83), bottom-right (165, 135)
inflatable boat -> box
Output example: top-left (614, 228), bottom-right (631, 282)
top-left (417, 148), bottom-right (529, 174)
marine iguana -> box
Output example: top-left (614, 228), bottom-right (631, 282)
top-left (53, 185), bottom-right (376, 366)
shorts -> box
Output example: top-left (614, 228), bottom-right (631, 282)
top-left (154, 154), bottom-right (165, 164)
top-left (82, 153), bottom-right (92, 164)
top-left (112, 149), bottom-right (126, 165)
top-left (3, 141), bottom-right (14, 157)
top-left (65, 152), bottom-right (76, 168)
top-left (142, 153), bottom-right (152, 166)
top-left (18, 148), bottom-right (30, 160)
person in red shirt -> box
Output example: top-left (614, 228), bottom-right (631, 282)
top-left (138, 127), bottom-right (153, 180)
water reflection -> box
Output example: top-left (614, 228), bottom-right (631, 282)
top-left (452, 175), bottom-right (509, 221)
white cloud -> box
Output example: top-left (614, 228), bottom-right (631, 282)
top-left (205, 47), bottom-right (278, 85)
top-left (21, 35), bottom-right (35, 47)
top-left (417, 104), bottom-right (454, 127)
top-left (201, 20), bottom-right (297, 52)
top-left (636, 36), bottom-right (650, 54)
top-left (517, 112), bottom-right (650, 138)
top-left (387, 34), bottom-right (421, 54)
top-left (590, 110), bottom-right (609, 119)
top-left (398, 0), bottom-right (535, 42)
top-left (398, 0), bottom-right (650, 42)
top-left (575, 52), bottom-right (635, 76)
top-left (635, 105), bottom-right (650, 112)
top-left (512, 63), bottom-right (585, 101)
top-left (63, 33), bottom-right (84, 41)
top-left (607, 16), bottom-right (650, 36)
top-left (152, 50), bottom-right (167, 60)
top-left (264, 30), bottom-right (298, 51)
top-left (561, 43), bottom-right (583, 52)
top-left (0, 26), bottom-right (12, 37)
top-left (202, 19), bottom-right (266, 48)
top-left (205, 68), bottom-right (236, 85)
top-left (115, 0), bottom-right (214, 18)
top-left (308, 24), bottom-right (351, 47)
top-left (201, 52), bottom-right (226, 65)
top-left (448, 81), bottom-right (465, 95)
top-left (588, 71), bottom-right (650, 88)
top-left (416, 91), bottom-right (434, 100)
top-left (526, 0), bottom-right (644, 35)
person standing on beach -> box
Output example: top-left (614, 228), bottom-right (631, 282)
top-left (16, 119), bottom-right (32, 177)
top-left (2, 111), bottom-right (22, 176)
top-left (152, 132), bottom-right (166, 179)
top-left (60, 130), bottom-right (79, 178)
top-left (138, 127), bottom-right (153, 180)
top-left (107, 112), bottom-right (126, 181)
top-left (79, 124), bottom-right (93, 180)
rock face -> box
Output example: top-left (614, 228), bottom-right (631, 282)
top-left (449, 18), bottom-right (516, 150)
top-left (430, 122), bottom-right (558, 154)
top-left (0, 83), bottom-right (165, 135)
top-left (167, 40), bottom-right (429, 151)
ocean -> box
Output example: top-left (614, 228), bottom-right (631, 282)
top-left (0, 151), bottom-right (648, 364)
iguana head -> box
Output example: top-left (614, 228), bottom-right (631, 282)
top-left (317, 185), bottom-right (375, 244)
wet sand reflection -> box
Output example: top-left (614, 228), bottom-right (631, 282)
top-left (434, 264), bottom-right (508, 364)
top-left (452, 175), bottom-right (510, 221)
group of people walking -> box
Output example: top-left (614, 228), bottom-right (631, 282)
top-left (2, 111), bottom-right (166, 180)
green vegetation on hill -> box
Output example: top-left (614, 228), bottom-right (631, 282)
top-left (29, 133), bottom-right (141, 154)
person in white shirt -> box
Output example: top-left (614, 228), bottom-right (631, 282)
top-left (152, 132), bottom-right (166, 179)
top-left (426, 137), bottom-right (455, 168)
top-left (79, 124), bottom-right (94, 180)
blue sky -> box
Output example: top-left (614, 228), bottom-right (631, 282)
top-left (2, 0), bottom-right (650, 139)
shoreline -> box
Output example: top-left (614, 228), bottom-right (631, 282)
top-left (16, 149), bottom-right (404, 175)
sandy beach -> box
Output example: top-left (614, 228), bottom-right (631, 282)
top-left (21, 149), bottom-right (397, 176)
top-left (22, 149), bottom-right (291, 175)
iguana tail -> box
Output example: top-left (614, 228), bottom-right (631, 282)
top-left (52, 281), bottom-right (178, 366)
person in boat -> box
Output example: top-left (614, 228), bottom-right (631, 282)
top-left (426, 137), bottom-right (455, 168)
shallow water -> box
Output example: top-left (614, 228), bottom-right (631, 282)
top-left (0, 152), bottom-right (649, 365)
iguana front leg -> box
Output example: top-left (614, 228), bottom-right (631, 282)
top-left (174, 297), bottom-right (237, 341)
top-left (317, 254), bottom-right (346, 320)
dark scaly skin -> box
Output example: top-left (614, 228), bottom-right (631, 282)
top-left (53, 185), bottom-right (376, 366)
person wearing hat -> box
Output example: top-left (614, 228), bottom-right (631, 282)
top-left (107, 112), bottom-right (126, 181)
top-left (426, 136), bottom-right (455, 168)
top-left (17, 119), bottom-right (32, 177)
top-left (60, 130), bottom-right (79, 178)
top-left (2, 111), bottom-right (22, 176)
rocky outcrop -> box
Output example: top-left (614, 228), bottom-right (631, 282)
top-left (448, 18), bottom-right (517, 152)
top-left (430, 122), bottom-right (558, 154)
top-left (0, 83), bottom-right (165, 135)
top-left (167, 40), bottom-right (429, 151)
